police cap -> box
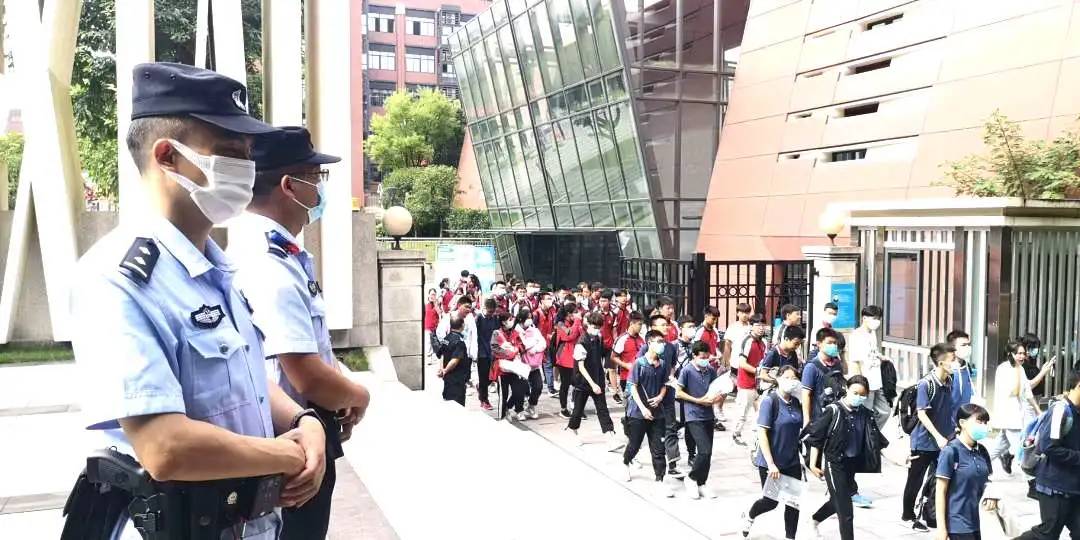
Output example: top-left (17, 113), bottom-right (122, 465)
top-left (253, 126), bottom-right (341, 172)
top-left (131, 62), bottom-right (276, 135)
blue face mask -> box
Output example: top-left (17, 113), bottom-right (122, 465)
top-left (290, 177), bottom-right (327, 224)
top-left (1030, 348), bottom-right (1040, 359)
top-left (822, 343), bottom-right (839, 358)
top-left (848, 394), bottom-right (866, 408)
top-left (694, 358), bottom-right (710, 369)
top-left (968, 422), bottom-right (989, 441)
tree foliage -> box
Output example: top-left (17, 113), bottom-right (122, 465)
top-left (366, 90), bottom-right (464, 173)
top-left (70, 0), bottom-right (264, 201)
top-left (382, 165), bottom-right (459, 236)
top-left (0, 132), bottom-right (24, 207)
top-left (941, 110), bottom-right (1080, 199)
top-left (446, 208), bottom-right (491, 231)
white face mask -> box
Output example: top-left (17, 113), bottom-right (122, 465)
top-left (587, 326), bottom-right (600, 336)
top-left (778, 378), bottom-right (801, 396)
top-left (956, 345), bottom-right (972, 360)
top-left (822, 313), bottom-right (837, 324)
top-left (866, 318), bottom-right (882, 331)
top-left (522, 318), bottom-right (533, 328)
top-left (166, 139), bottom-right (255, 224)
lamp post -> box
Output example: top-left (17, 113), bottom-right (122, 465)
top-left (383, 206), bottom-right (413, 250)
top-left (818, 209), bottom-right (846, 246)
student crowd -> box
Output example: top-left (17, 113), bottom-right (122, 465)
top-left (424, 271), bottom-right (1080, 540)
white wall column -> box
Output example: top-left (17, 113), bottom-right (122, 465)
top-left (115, 1), bottom-right (154, 224)
top-left (262, 0), bottom-right (303, 126)
top-left (210, 0), bottom-right (247, 89)
top-left (306, 0), bottom-right (355, 330)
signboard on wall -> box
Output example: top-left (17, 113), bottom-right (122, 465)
top-left (830, 282), bottom-right (857, 329)
top-left (434, 244), bottom-right (498, 293)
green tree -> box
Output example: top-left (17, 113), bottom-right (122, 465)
top-left (942, 110), bottom-right (1080, 199)
top-left (0, 132), bottom-right (24, 207)
top-left (382, 165), bottom-right (459, 236)
top-left (366, 90), bottom-right (464, 173)
top-left (71, 0), bottom-right (264, 201)
top-left (446, 208), bottom-right (490, 231)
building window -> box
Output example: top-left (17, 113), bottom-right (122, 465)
top-left (367, 50), bottom-right (396, 71)
top-left (441, 62), bottom-right (455, 77)
top-left (866, 14), bottom-right (903, 31)
top-left (841, 103), bottom-right (879, 117)
top-left (368, 13), bottom-right (395, 34)
top-left (407, 17), bottom-right (435, 36)
top-left (441, 86), bottom-right (459, 100)
top-left (407, 84), bottom-right (435, 94)
top-left (853, 58), bottom-right (891, 74)
top-left (406, 53), bottom-right (436, 73)
top-left (829, 149), bottom-right (867, 162)
top-left (441, 11), bottom-right (461, 26)
top-left (885, 251), bottom-right (920, 343)
top-left (370, 87), bottom-right (395, 107)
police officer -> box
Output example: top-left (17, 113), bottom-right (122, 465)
top-left (228, 126), bottom-right (372, 539)
top-left (70, 63), bottom-right (326, 539)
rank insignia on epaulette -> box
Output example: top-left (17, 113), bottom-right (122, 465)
top-left (307, 280), bottom-right (322, 297)
top-left (190, 305), bottom-right (225, 329)
top-left (119, 238), bottom-right (160, 284)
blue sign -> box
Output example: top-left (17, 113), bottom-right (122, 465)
top-left (434, 244), bottom-right (498, 292)
top-left (830, 282), bottom-right (857, 329)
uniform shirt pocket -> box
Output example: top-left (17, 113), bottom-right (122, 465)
top-left (185, 329), bottom-right (250, 419)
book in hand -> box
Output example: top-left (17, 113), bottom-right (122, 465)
top-left (703, 374), bottom-right (735, 401)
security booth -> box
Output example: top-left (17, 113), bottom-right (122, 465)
top-left (837, 198), bottom-right (1080, 405)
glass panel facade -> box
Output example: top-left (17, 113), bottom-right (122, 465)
top-left (451, 0), bottom-right (742, 261)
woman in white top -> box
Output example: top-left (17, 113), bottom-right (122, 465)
top-left (989, 340), bottom-right (1052, 474)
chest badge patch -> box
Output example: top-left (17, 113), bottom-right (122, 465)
top-left (308, 280), bottom-right (322, 297)
top-left (190, 305), bottom-right (225, 329)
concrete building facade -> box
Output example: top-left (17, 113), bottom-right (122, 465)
top-left (699, 0), bottom-right (1080, 260)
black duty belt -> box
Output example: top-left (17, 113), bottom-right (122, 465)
top-left (61, 448), bottom-right (282, 540)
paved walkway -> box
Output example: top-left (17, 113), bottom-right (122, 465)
top-left (425, 360), bottom-right (1051, 540)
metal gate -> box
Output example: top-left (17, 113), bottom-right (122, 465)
top-left (620, 253), bottom-right (814, 331)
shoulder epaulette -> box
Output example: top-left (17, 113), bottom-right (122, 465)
top-left (266, 232), bottom-right (288, 259)
top-left (119, 237), bottom-right (160, 284)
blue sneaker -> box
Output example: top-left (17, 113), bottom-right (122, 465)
top-left (851, 493), bottom-right (873, 508)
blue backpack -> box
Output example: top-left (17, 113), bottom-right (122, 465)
top-left (1019, 401), bottom-right (1073, 476)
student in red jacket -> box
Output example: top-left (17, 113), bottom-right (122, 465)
top-left (554, 303), bottom-right (584, 418)
top-left (424, 288), bottom-right (440, 366)
top-left (595, 289), bottom-right (620, 401)
top-left (611, 312), bottom-right (646, 402)
top-left (491, 311), bottom-right (526, 420)
top-left (534, 292), bottom-right (559, 396)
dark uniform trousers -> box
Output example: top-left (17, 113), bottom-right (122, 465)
top-left (281, 410), bottom-right (342, 540)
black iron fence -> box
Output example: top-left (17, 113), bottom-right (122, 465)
top-left (621, 253), bottom-right (814, 331)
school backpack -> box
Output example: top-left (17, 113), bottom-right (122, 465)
top-left (814, 359), bottom-right (847, 411)
top-left (751, 391), bottom-right (800, 467)
top-left (1019, 400), bottom-right (1074, 476)
top-left (897, 376), bottom-right (937, 435)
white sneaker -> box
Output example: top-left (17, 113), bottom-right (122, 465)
top-left (516, 411), bottom-right (528, 421)
top-left (684, 477), bottom-right (700, 500)
top-left (632, 458), bottom-right (644, 470)
top-left (740, 512), bottom-right (753, 537)
top-left (570, 429), bottom-right (584, 447)
top-left (606, 432), bottom-right (626, 452)
top-left (717, 411), bottom-right (729, 422)
top-left (656, 481), bottom-right (675, 499)
top-left (624, 464), bottom-right (633, 482)
top-left (699, 484), bottom-right (717, 499)
top-left (526, 406), bottom-right (539, 419)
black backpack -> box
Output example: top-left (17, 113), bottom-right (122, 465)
top-left (815, 360), bottom-right (847, 410)
top-left (898, 377), bottom-right (936, 435)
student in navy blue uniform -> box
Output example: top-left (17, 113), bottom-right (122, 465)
top-left (935, 403), bottom-right (997, 540)
top-left (635, 314), bottom-right (682, 478)
top-left (759, 326), bottom-right (804, 389)
top-left (474, 298), bottom-right (501, 411)
top-left (624, 330), bottom-right (673, 498)
top-left (806, 375), bottom-right (889, 540)
top-left (675, 341), bottom-right (721, 500)
top-left (742, 366), bottom-right (804, 540)
top-left (801, 328), bottom-right (845, 430)
top-left (1017, 363), bottom-right (1080, 540)
top-left (903, 343), bottom-right (956, 531)
top-left (947, 330), bottom-right (975, 423)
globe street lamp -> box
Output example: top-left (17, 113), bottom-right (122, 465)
top-left (818, 208), bottom-right (846, 246)
top-left (383, 206), bottom-right (413, 250)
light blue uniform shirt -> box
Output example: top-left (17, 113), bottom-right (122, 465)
top-left (228, 213), bottom-right (337, 407)
top-left (72, 217), bottom-right (278, 539)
